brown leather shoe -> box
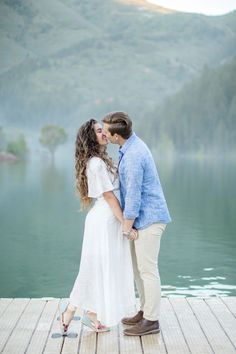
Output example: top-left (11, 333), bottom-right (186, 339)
top-left (123, 318), bottom-right (160, 336)
top-left (121, 310), bottom-right (143, 325)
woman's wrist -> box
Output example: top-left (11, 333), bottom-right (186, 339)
top-left (122, 229), bottom-right (132, 237)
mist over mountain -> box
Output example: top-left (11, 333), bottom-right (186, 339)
top-left (0, 0), bottom-right (236, 131)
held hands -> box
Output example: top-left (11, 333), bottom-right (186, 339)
top-left (122, 228), bottom-right (138, 241)
top-left (129, 228), bottom-right (138, 241)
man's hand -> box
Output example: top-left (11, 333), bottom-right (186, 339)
top-left (128, 228), bottom-right (138, 241)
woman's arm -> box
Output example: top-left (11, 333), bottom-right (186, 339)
top-left (103, 191), bottom-right (138, 240)
top-left (103, 191), bottom-right (124, 224)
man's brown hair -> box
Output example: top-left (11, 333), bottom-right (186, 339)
top-left (102, 111), bottom-right (132, 139)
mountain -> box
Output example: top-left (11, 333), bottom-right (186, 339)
top-left (0, 0), bottom-right (236, 129)
top-left (117, 0), bottom-right (174, 13)
top-left (143, 56), bottom-right (236, 155)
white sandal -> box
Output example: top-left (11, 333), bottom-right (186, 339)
top-left (82, 312), bottom-right (110, 333)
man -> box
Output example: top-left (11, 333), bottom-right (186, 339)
top-left (102, 111), bottom-right (171, 336)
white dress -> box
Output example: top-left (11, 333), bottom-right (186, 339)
top-left (69, 157), bottom-right (136, 327)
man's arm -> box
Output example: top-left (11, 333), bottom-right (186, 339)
top-left (122, 154), bottom-right (144, 238)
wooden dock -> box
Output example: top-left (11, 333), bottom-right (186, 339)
top-left (0, 297), bottom-right (236, 353)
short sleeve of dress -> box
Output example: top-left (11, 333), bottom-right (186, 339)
top-left (87, 157), bottom-right (115, 198)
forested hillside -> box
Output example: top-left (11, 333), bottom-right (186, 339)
top-left (0, 0), bottom-right (236, 130)
top-left (144, 57), bottom-right (236, 155)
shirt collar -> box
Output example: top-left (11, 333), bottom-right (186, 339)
top-left (119, 132), bottom-right (136, 156)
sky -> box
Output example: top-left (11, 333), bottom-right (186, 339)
top-left (147, 0), bottom-right (236, 15)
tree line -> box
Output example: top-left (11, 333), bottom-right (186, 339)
top-left (0, 125), bottom-right (67, 161)
top-left (142, 57), bottom-right (236, 155)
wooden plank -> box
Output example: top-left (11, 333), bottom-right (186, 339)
top-left (0, 297), bottom-right (235, 354)
top-left (141, 332), bottom-right (167, 354)
top-left (160, 298), bottom-right (190, 353)
top-left (0, 298), bottom-right (30, 352)
top-left (187, 298), bottom-right (236, 354)
top-left (206, 298), bottom-right (236, 348)
top-left (169, 298), bottom-right (213, 354)
top-left (119, 323), bottom-right (143, 354)
top-left (61, 307), bottom-right (82, 354)
top-left (221, 297), bottom-right (236, 317)
top-left (26, 299), bottom-right (59, 354)
top-left (79, 325), bottom-right (97, 354)
top-left (97, 325), bottom-right (119, 354)
top-left (0, 299), bottom-right (13, 318)
top-left (2, 299), bottom-right (45, 354)
top-left (43, 299), bottom-right (65, 354)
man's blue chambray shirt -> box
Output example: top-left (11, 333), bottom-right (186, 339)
top-left (118, 132), bottom-right (171, 230)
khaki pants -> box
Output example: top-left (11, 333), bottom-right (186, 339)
top-left (130, 223), bottom-right (166, 321)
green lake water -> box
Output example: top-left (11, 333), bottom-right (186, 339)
top-left (0, 151), bottom-right (236, 298)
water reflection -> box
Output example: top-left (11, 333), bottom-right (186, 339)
top-left (0, 156), bottom-right (236, 297)
top-left (40, 161), bottom-right (67, 194)
top-left (161, 271), bottom-right (236, 297)
top-left (0, 160), bottom-right (28, 196)
top-left (156, 157), bottom-right (236, 297)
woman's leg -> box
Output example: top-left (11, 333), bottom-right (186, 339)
top-left (62, 303), bottom-right (77, 325)
top-left (59, 302), bottom-right (77, 335)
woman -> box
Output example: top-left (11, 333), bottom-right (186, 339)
top-left (59, 119), bottom-right (136, 335)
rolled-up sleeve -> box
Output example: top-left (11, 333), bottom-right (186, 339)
top-left (122, 155), bottom-right (144, 219)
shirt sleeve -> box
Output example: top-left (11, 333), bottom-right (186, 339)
top-left (122, 155), bottom-right (144, 220)
top-left (87, 157), bottom-right (114, 198)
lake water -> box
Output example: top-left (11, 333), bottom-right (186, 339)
top-left (0, 150), bottom-right (236, 298)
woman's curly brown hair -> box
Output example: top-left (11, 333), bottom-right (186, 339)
top-left (75, 118), bottom-right (116, 209)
